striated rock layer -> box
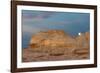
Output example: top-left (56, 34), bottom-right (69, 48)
top-left (22, 30), bottom-right (90, 62)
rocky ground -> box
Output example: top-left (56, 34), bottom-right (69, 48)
top-left (22, 47), bottom-right (89, 62)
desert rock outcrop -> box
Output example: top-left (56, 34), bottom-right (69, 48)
top-left (29, 30), bottom-right (76, 49)
top-left (22, 30), bottom-right (90, 62)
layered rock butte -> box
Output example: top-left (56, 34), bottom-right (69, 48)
top-left (22, 30), bottom-right (90, 62)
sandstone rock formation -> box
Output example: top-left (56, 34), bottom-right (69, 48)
top-left (76, 32), bottom-right (90, 49)
top-left (22, 30), bottom-right (90, 62)
top-left (29, 30), bottom-right (76, 49)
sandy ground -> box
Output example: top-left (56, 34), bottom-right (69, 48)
top-left (22, 47), bottom-right (90, 62)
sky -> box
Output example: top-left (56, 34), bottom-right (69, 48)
top-left (22, 10), bottom-right (90, 48)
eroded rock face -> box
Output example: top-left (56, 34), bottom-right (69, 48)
top-left (29, 30), bottom-right (76, 49)
top-left (22, 30), bottom-right (90, 62)
top-left (76, 32), bottom-right (90, 49)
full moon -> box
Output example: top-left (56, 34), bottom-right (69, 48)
top-left (78, 32), bottom-right (81, 36)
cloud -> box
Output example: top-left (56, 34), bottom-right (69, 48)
top-left (22, 24), bottom-right (48, 34)
top-left (22, 11), bottom-right (54, 21)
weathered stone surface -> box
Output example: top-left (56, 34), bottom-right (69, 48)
top-left (22, 30), bottom-right (90, 62)
top-left (29, 30), bottom-right (76, 49)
